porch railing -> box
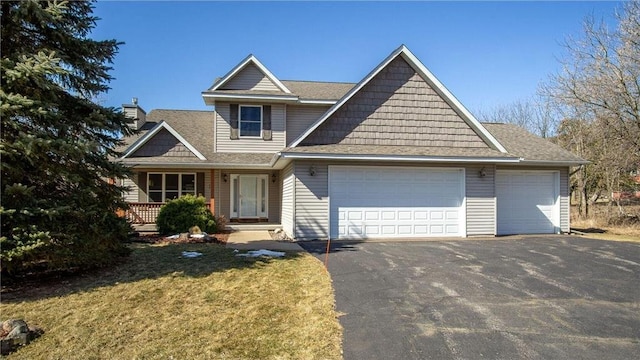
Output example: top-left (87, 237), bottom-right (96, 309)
top-left (125, 202), bottom-right (212, 224)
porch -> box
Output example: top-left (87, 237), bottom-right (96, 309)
top-left (123, 169), bottom-right (282, 226)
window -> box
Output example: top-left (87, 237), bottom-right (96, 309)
top-left (147, 173), bottom-right (196, 202)
top-left (239, 105), bottom-right (262, 137)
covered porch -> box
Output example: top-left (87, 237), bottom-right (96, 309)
top-left (123, 168), bottom-right (282, 226)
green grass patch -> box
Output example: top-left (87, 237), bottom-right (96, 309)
top-left (1, 243), bottom-right (342, 359)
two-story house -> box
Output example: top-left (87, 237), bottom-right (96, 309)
top-left (117, 45), bottom-right (586, 240)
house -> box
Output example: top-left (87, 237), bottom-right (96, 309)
top-left (117, 45), bottom-right (586, 239)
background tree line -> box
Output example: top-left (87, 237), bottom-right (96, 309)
top-left (476, 0), bottom-right (640, 222)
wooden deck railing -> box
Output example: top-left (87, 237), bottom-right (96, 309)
top-left (125, 202), bottom-right (212, 224)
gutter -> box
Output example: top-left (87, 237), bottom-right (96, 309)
top-left (278, 152), bottom-right (521, 163)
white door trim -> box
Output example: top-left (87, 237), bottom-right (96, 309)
top-left (230, 174), bottom-right (269, 218)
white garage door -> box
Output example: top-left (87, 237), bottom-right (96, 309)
top-left (496, 170), bottom-right (559, 235)
top-left (329, 166), bottom-right (465, 239)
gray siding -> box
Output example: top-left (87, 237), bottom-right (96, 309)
top-left (216, 170), bottom-right (280, 223)
top-left (122, 173), bottom-right (138, 203)
top-left (131, 128), bottom-right (196, 158)
top-left (215, 102), bottom-right (286, 152)
top-left (302, 57), bottom-right (490, 149)
top-left (281, 163), bottom-right (295, 237)
top-left (220, 63), bottom-right (281, 91)
top-left (213, 169), bottom-right (222, 216)
top-left (294, 161), bottom-right (329, 240)
top-left (286, 105), bottom-right (330, 145)
top-left (465, 164), bottom-right (496, 236)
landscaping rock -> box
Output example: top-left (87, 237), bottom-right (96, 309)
top-left (0, 319), bottom-right (43, 355)
top-left (189, 225), bottom-right (202, 235)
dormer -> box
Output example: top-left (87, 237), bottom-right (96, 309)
top-left (201, 55), bottom-right (296, 105)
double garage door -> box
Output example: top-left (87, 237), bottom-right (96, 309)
top-left (329, 166), bottom-right (465, 239)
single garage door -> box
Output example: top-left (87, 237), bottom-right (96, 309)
top-left (496, 170), bottom-right (559, 235)
top-left (329, 166), bottom-right (465, 239)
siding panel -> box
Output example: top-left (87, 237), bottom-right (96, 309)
top-left (286, 105), bottom-right (330, 145)
top-left (122, 173), bottom-right (138, 203)
top-left (302, 57), bottom-right (490, 149)
top-left (465, 164), bottom-right (496, 236)
top-left (220, 63), bottom-right (281, 91)
top-left (216, 102), bottom-right (286, 152)
top-left (281, 163), bottom-right (295, 237)
top-left (294, 161), bottom-right (329, 240)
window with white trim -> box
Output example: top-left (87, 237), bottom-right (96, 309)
top-left (147, 173), bottom-right (196, 202)
top-left (239, 105), bottom-right (262, 137)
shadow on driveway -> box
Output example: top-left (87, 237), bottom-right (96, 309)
top-left (303, 236), bottom-right (640, 360)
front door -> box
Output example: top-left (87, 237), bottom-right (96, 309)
top-left (230, 174), bottom-right (268, 219)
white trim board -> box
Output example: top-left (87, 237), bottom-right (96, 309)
top-left (120, 120), bottom-right (206, 161)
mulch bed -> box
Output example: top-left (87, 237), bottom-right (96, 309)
top-left (132, 231), bottom-right (230, 244)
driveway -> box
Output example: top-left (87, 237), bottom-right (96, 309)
top-left (300, 236), bottom-right (640, 360)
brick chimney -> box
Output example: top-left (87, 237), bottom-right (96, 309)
top-left (122, 97), bottom-right (146, 130)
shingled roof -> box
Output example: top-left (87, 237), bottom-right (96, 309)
top-left (482, 123), bottom-right (586, 164)
top-left (204, 80), bottom-right (355, 101)
top-left (281, 80), bottom-right (355, 101)
top-left (281, 123), bottom-right (586, 164)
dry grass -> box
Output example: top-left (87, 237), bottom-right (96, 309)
top-left (571, 203), bottom-right (640, 243)
top-left (0, 243), bottom-right (342, 359)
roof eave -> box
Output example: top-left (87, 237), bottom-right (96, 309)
top-left (279, 152), bottom-right (521, 163)
top-left (517, 159), bottom-right (590, 166)
top-left (201, 92), bottom-right (299, 105)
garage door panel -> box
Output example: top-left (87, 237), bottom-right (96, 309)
top-left (496, 170), bottom-right (559, 235)
top-left (330, 167), bottom-right (465, 239)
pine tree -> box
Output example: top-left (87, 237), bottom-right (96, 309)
top-left (1, 1), bottom-right (133, 275)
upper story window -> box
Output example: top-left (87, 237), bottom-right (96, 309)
top-left (239, 105), bottom-right (262, 137)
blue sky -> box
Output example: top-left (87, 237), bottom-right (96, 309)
top-left (91, 1), bottom-right (621, 114)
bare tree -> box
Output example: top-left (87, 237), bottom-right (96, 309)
top-left (542, 1), bottom-right (640, 222)
top-left (544, 0), bottom-right (640, 155)
top-left (475, 94), bottom-right (559, 138)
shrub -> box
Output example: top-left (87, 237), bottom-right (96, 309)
top-left (156, 195), bottom-right (216, 235)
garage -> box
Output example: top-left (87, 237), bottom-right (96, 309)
top-left (496, 170), bottom-right (560, 235)
top-left (329, 166), bottom-right (465, 239)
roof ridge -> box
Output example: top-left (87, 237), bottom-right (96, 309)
top-left (281, 79), bottom-right (356, 85)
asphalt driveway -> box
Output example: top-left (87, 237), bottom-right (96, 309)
top-left (301, 236), bottom-right (640, 360)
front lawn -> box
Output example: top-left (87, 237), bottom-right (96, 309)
top-left (0, 243), bottom-right (342, 359)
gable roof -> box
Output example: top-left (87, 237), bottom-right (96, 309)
top-left (208, 54), bottom-right (291, 94)
top-left (121, 120), bottom-right (206, 160)
top-left (289, 45), bottom-right (507, 153)
top-left (118, 110), bottom-right (214, 160)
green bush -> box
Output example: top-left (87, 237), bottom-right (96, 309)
top-left (156, 195), bottom-right (216, 235)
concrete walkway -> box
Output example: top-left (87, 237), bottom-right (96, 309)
top-left (225, 231), bottom-right (304, 252)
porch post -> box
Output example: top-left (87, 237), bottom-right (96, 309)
top-left (209, 169), bottom-right (215, 215)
